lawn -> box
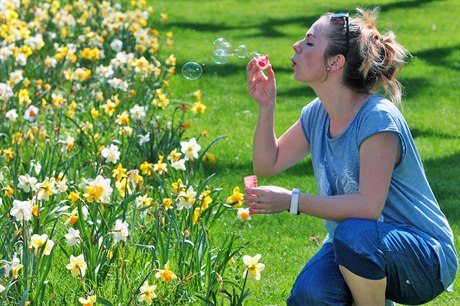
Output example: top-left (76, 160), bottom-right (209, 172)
top-left (153, 0), bottom-right (460, 305)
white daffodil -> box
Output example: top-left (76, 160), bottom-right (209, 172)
top-left (177, 186), bottom-right (196, 210)
top-left (17, 174), bottom-right (38, 193)
top-left (180, 138), bottom-right (201, 160)
top-left (129, 104), bottom-right (146, 121)
top-left (65, 228), bottom-right (81, 247)
top-left (6, 108), bottom-right (18, 121)
top-left (101, 144), bottom-right (120, 164)
top-left (243, 254), bottom-right (265, 280)
top-left (10, 199), bottom-right (33, 221)
top-left (111, 219), bottom-right (129, 243)
top-left (66, 254), bottom-right (87, 277)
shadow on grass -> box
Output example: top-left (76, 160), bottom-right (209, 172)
top-left (399, 76), bottom-right (445, 101)
top-left (278, 86), bottom-right (316, 98)
top-left (410, 127), bottom-right (460, 140)
top-left (168, 15), bottom-right (317, 39)
top-left (377, 0), bottom-right (437, 11)
top-left (177, 63), bottom-right (302, 78)
top-left (424, 152), bottom-right (460, 219)
top-left (204, 156), bottom-right (314, 182)
top-left (411, 45), bottom-right (460, 72)
top-left (168, 0), bottom-right (438, 40)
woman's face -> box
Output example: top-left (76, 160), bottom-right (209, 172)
top-left (291, 18), bottom-right (330, 84)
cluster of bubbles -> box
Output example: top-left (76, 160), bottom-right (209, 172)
top-left (182, 37), bottom-right (258, 80)
top-left (211, 37), bottom-right (258, 64)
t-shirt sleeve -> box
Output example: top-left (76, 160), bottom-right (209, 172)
top-left (356, 104), bottom-right (407, 160)
top-left (300, 98), bottom-right (321, 145)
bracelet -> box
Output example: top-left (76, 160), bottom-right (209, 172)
top-left (290, 188), bottom-right (300, 215)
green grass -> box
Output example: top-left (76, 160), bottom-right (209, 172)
top-left (153, 0), bottom-right (460, 304)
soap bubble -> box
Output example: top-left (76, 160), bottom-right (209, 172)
top-left (235, 44), bottom-right (249, 58)
top-left (213, 38), bottom-right (233, 54)
top-left (220, 41), bottom-right (233, 53)
top-left (182, 62), bottom-right (203, 80)
top-left (213, 37), bottom-right (227, 48)
top-left (211, 49), bottom-right (229, 65)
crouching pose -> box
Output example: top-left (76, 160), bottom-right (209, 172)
top-left (244, 8), bottom-right (457, 305)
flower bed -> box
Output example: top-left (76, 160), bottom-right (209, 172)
top-left (0, 1), bottom-right (260, 304)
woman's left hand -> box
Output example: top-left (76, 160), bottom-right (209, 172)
top-left (244, 186), bottom-right (291, 214)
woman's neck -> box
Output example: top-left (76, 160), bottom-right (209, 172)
top-left (317, 86), bottom-right (370, 138)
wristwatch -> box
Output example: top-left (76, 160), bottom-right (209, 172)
top-left (290, 188), bottom-right (300, 215)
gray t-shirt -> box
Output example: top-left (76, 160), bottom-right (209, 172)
top-left (300, 95), bottom-right (457, 290)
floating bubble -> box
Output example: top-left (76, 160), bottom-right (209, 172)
top-left (182, 62), bottom-right (203, 80)
top-left (211, 49), bottom-right (229, 65)
top-left (213, 37), bottom-right (227, 48)
top-left (234, 44), bottom-right (249, 58)
top-left (220, 41), bottom-right (233, 53)
top-left (213, 38), bottom-right (233, 53)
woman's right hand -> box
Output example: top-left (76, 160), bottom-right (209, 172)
top-left (246, 58), bottom-right (276, 108)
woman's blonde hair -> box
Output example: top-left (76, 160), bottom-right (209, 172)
top-left (324, 8), bottom-right (409, 104)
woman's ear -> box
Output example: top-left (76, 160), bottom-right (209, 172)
top-left (328, 54), bottom-right (346, 71)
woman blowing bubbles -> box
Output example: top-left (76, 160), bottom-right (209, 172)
top-left (244, 8), bottom-right (457, 305)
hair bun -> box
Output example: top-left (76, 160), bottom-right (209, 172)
top-left (356, 8), bottom-right (408, 104)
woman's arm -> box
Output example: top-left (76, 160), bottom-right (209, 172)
top-left (246, 132), bottom-right (401, 220)
top-left (246, 59), bottom-right (310, 177)
top-left (253, 119), bottom-right (310, 177)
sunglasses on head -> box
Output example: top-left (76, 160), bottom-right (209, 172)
top-left (331, 12), bottom-right (349, 58)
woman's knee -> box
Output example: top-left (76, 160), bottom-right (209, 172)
top-left (333, 218), bottom-right (386, 280)
top-left (287, 245), bottom-right (352, 305)
top-left (288, 270), bottom-right (350, 305)
top-left (334, 218), bottom-right (377, 246)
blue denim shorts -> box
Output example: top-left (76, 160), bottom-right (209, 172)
top-left (287, 218), bottom-right (444, 305)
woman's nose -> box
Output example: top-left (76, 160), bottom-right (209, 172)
top-left (292, 41), bottom-right (300, 53)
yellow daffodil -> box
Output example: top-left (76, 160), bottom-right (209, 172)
top-left (200, 190), bottom-right (212, 210)
top-left (226, 187), bottom-right (244, 207)
top-left (203, 152), bottom-right (216, 165)
top-left (3, 148), bottom-right (14, 161)
top-left (140, 161), bottom-right (153, 176)
top-left (193, 90), bottom-right (202, 100)
top-left (193, 207), bottom-right (201, 224)
top-left (153, 160), bottom-right (167, 175)
top-left (68, 191), bottom-right (80, 204)
top-left (155, 261), bottom-right (177, 281)
top-left (32, 205), bottom-right (39, 217)
top-left (162, 198), bottom-right (173, 210)
top-left (12, 263), bottom-right (23, 279)
top-left (167, 149), bottom-right (182, 162)
top-left (3, 185), bottom-right (14, 197)
top-left (83, 175), bottom-right (113, 204)
top-left (136, 194), bottom-right (153, 208)
top-left (101, 99), bottom-right (116, 116)
top-left (112, 163), bottom-right (127, 181)
top-left (116, 111), bottom-right (130, 126)
top-left (172, 178), bottom-right (185, 194)
top-left (192, 101), bottom-right (206, 114)
top-left (90, 108), bottom-right (99, 119)
top-left (78, 295), bottom-right (96, 306)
